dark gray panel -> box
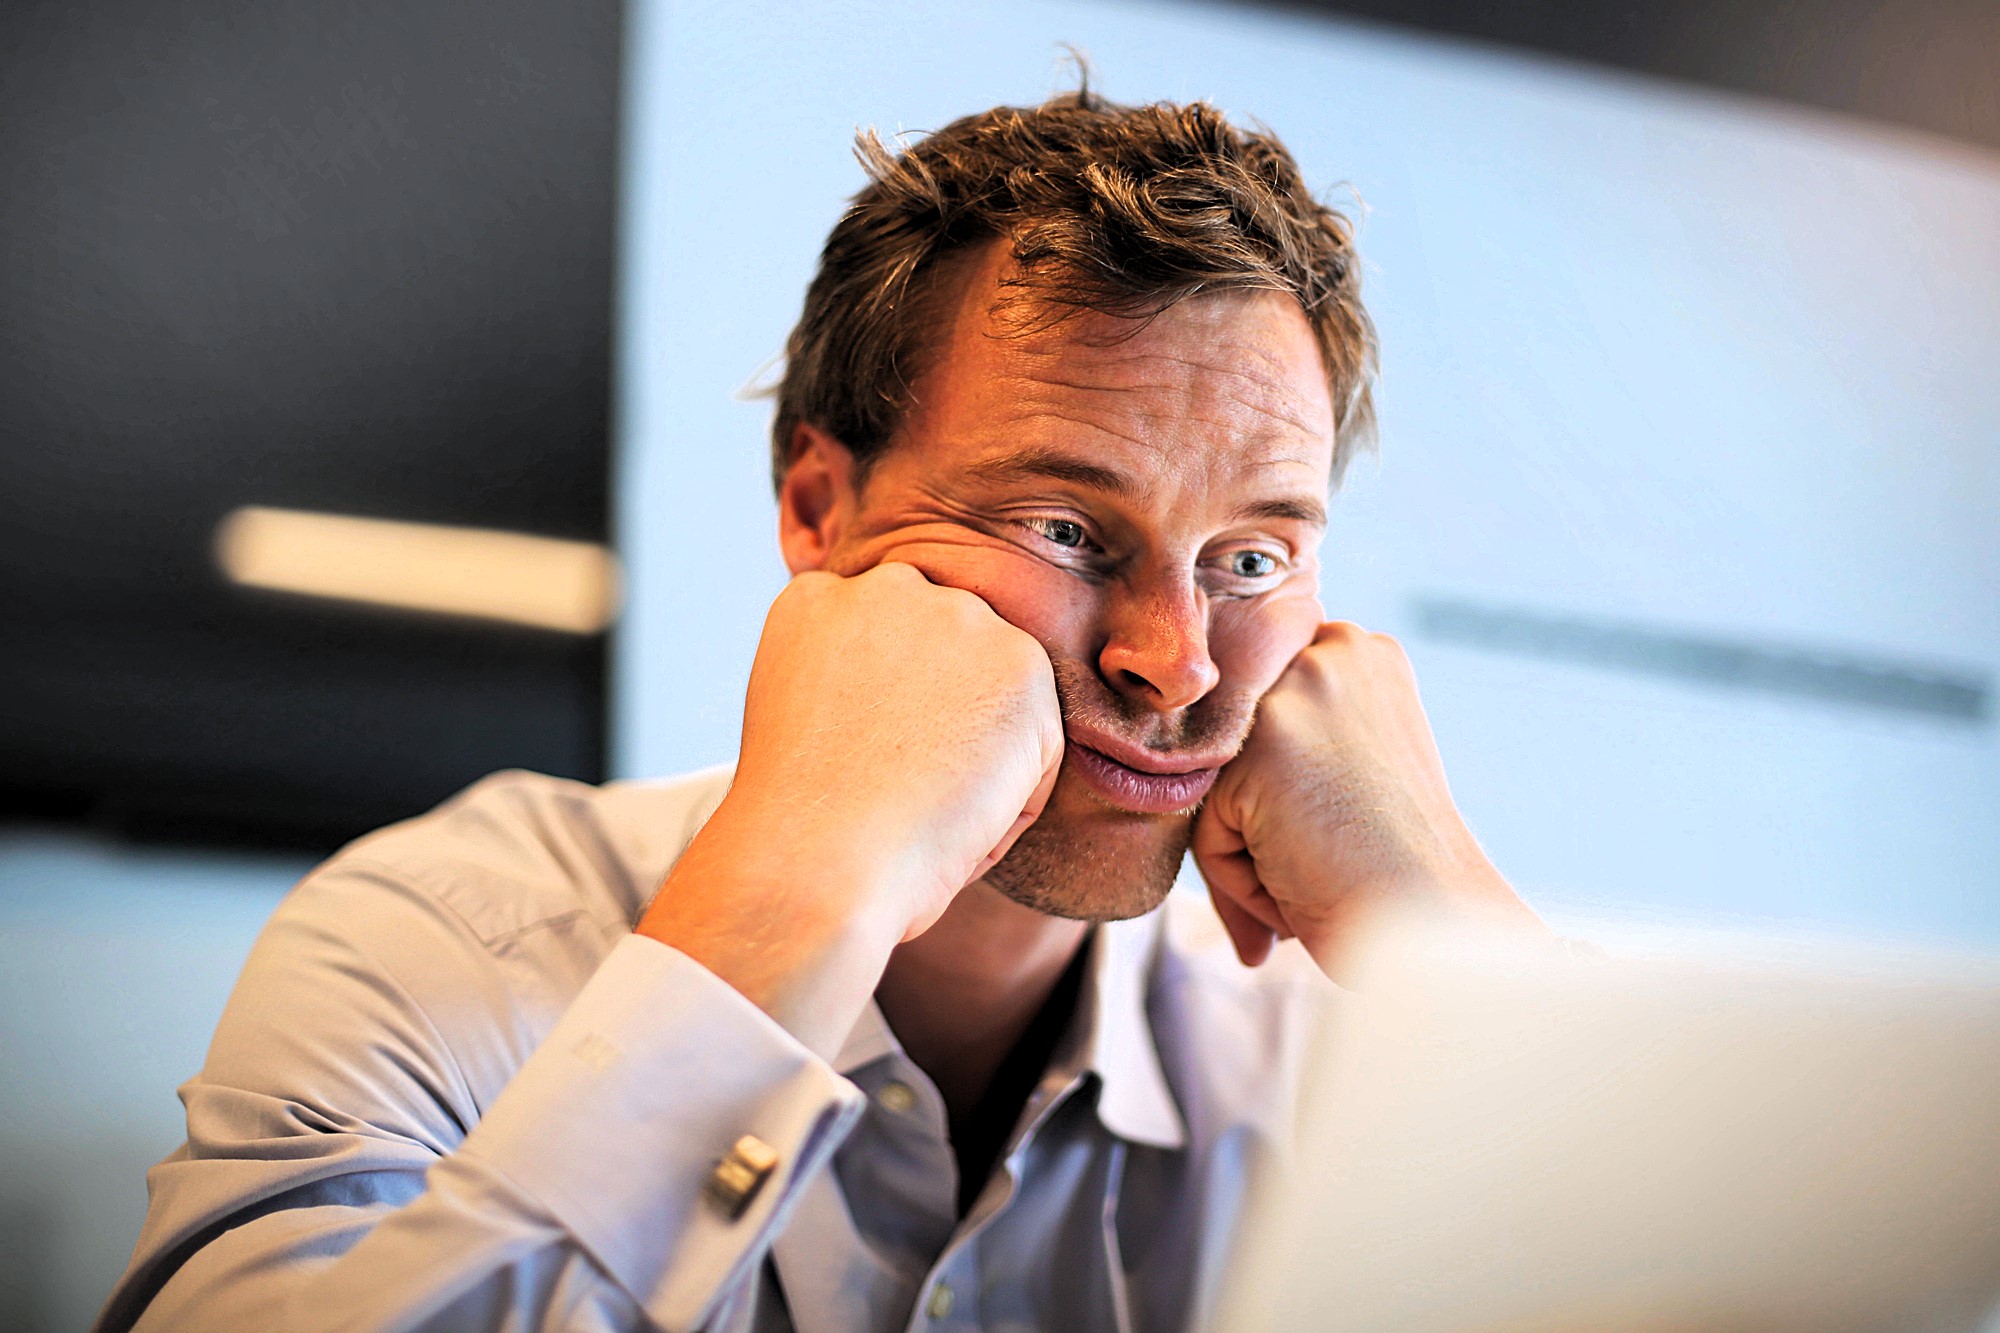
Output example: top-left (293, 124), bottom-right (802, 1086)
top-left (0, 0), bottom-right (619, 849)
top-left (1265, 0), bottom-right (2000, 154)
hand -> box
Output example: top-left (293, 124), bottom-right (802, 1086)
top-left (728, 562), bottom-right (1065, 928)
top-left (1192, 621), bottom-right (1546, 983)
top-left (638, 563), bottom-right (1064, 1054)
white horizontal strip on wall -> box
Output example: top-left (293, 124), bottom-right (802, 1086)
top-left (215, 506), bottom-right (622, 634)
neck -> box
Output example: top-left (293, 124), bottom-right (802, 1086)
top-left (875, 880), bottom-right (1089, 1121)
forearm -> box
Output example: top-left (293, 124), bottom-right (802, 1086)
top-left (103, 916), bottom-right (865, 1333)
top-left (635, 791), bottom-right (910, 1060)
top-left (129, 1171), bottom-right (631, 1333)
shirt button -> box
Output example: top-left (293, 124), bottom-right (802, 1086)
top-left (877, 1080), bottom-right (917, 1114)
top-left (925, 1283), bottom-right (955, 1319)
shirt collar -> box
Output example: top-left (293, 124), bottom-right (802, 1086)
top-left (1072, 907), bottom-right (1188, 1149)
top-left (832, 908), bottom-right (1188, 1152)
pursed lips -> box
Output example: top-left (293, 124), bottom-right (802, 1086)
top-left (1062, 729), bottom-right (1231, 816)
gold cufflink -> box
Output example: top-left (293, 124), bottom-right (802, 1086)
top-left (705, 1134), bottom-right (779, 1219)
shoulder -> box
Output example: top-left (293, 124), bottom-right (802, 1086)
top-left (326, 764), bottom-right (736, 944)
top-left (216, 765), bottom-right (736, 1109)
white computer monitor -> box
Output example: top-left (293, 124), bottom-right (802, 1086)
top-left (1212, 923), bottom-right (2000, 1332)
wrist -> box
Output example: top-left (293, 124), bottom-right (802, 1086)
top-left (740, 783), bottom-right (945, 910)
top-left (709, 773), bottom-right (945, 904)
top-left (637, 793), bottom-right (909, 1059)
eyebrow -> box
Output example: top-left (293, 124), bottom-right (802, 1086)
top-left (963, 445), bottom-right (1136, 498)
top-left (964, 444), bottom-right (1328, 528)
top-left (1235, 495), bottom-right (1327, 527)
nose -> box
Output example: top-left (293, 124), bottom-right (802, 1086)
top-left (1097, 573), bottom-right (1221, 712)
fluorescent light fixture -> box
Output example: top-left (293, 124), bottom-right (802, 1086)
top-left (216, 505), bottom-right (622, 634)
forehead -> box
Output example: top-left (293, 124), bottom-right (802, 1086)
top-left (891, 244), bottom-right (1336, 495)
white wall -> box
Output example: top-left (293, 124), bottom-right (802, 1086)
top-left (614, 0), bottom-right (2000, 946)
top-left (0, 835), bottom-right (302, 1331)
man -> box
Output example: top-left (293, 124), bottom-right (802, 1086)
top-left (99, 87), bottom-right (1544, 1333)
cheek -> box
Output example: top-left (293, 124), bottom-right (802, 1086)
top-left (1209, 583), bottom-right (1324, 697)
top-left (855, 537), bottom-right (1104, 655)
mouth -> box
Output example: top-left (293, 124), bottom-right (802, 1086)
top-left (1063, 731), bottom-right (1228, 816)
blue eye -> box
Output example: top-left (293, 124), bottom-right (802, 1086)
top-left (1230, 550), bottom-right (1278, 578)
top-left (1034, 519), bottom-right (1088, 549)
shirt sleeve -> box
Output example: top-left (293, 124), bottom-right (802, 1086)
top-left (94, 861), bottom-right (867, 1333)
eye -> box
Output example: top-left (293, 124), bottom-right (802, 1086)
top-left (1228, 550), bottom-right (1279, 578)
top-left (1025, 517), bottom-right (1090, 549)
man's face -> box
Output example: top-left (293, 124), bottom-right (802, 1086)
top-left (788, 244), bottom-right (1335, 921)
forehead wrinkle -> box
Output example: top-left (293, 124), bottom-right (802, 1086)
top-left (1006, 337), bottom-right (1293, 397)
top-left (997, 343), bottom-right (1330, 450)
top-left (997, 388), bottom-right (1325, 474)
top-left (1216, 388), bottom-right (1329, 449)
top-left (992, 406), bottom-right (1179, 466)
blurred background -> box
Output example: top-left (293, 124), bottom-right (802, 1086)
top-left (3, 0), bottom-right (1996, 1326)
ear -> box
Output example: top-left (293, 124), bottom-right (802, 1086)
top-left (777, 422), bottom-right (861, 574)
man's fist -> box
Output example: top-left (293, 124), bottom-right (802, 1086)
top-left (637, 563), bottom-right (1063, 1056)
top-left (728, 563), bottom-right (1065, 935)
top-left (1192, 621), bottom-right (1545, 981)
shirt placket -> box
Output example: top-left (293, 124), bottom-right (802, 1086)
top-left (901, 1064), bottom-right (1104, 1333)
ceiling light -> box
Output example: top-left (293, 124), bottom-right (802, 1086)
top-left (215, 506), bottom-right (621, 634)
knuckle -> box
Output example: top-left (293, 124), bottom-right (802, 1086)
top-left (1320, 619), bottom-right (1365, 644)
top-left (997, 632), bottom-right (1056, 697)
top-left (785, 570), bottom-right (835, 597)
top-left (871, 560), bottom-right (922, 582)
top-left (772, 572), bottom-right (830, 617)
top-left (1371, 632), bottom-right (1415, 675)
top-left (1012, 631), bottom-right (1057, 680)
top-left (930, 580), bottom-right (985, 613)
top-left (934, 583), bottom-right (1006, 633)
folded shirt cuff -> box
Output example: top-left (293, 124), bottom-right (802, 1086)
top-left (449, 931), bottom-right (866, 1332)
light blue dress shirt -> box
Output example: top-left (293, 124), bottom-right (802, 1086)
top-left (96, 766), bottom-right (1335, 1333)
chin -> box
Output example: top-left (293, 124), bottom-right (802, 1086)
top-left (982, 777), bottom-right (1192, 923)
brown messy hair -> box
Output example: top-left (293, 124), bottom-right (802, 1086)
top-left (770, 82), bottom-right (1378, 493)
